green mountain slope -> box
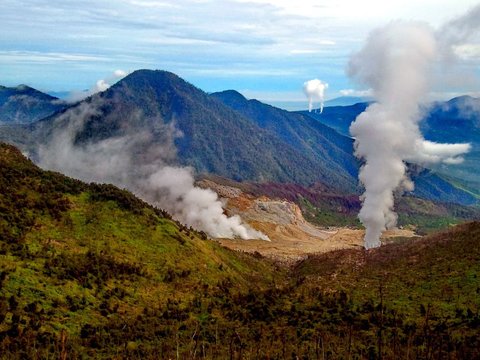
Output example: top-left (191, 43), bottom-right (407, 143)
top-left (31, 70), bottom-right (356, 190)
top-left (210, 90), bottom-right (359, 183)
top-left (0, 143), bottom-right (278, 358)
top-left (292, 221), bottom-right (480, 358)
top-left (214, 90), bottom-right (478, 206)
top-left (0, 70), bottom-right (476, 205)
top-left (1, 143), bottom-right (480, 358)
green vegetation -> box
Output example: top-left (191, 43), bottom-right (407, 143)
top-left (294, 222), bottom-right (480, 358)
top-left (214, 177), bottom-right (479, 233)
top-left (396, 196), bottom-right (480, 235)
top-left (211, 89), bottom-right (359, 191)
top-left (1, 71), bottom-right (477, 207)
top-left (299, 196), bottom-right (360, 227)
top-left (438, 167), bottom-right (480, 200)
top-left (0, 143), bottom-right (279, 358)
top-left (1, 143), bottom-right (480, 358)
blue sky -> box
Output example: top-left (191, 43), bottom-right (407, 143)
top-left (1, 0), bottom-right (479, 109)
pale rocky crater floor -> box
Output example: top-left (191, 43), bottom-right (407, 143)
top-left (198, 179), bottom-right (418, 263)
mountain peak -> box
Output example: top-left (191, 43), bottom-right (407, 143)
top-left (0, 84), bottom-right (65, 124)
top-left (107, 69), bottom-right (199, 102)
top-left (212, 90), bottom-right (247, 102)
top-left (117, 69), bottom-right (183, 87)
top-left (15, 84), bottom-right (34, 91)
top-left (447, 95), bottom-right (479, 106)
top-left (0, 84), bottom-right (58, 101)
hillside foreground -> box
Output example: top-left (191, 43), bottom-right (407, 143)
top-left (1, 143), bottom-right (480, 359)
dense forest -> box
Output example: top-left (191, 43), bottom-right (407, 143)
top-left (1, 143), bottom-right (480, 359)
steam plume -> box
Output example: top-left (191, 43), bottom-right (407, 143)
top-left (437, 4), bottom-right (480, 63)
top-left (348, 20), bottom-right (472, 249)
top-left (68, 70), bottom-right (129, 102)
top-left (303, 79), bottom-right (328, 113)
top-left (38, 101), bottom-right (269, 240)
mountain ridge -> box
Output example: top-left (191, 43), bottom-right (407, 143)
top-left (0, 84), bottom-right (67, 124)
top-left (303, 96), bottom-right (480, 198)
top-left (21, 70), bottom-right (359, 190)
top-left (0, 70), bottom-right (477, 205)
top-left (210, 89), bottom-right (359, 181)
top-left (212, 88), bottom-right (477, 206)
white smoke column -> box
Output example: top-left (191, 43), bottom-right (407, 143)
top-left (68, 69), bottom-right (129, 102)
top-left (348, 21), bottom-right (471, 249)
top-left (113, 69), bottom-right (128, 77)
top-left (303, 79), bottom-right (328, 113)
top-left (38, 101), bottom-right (268, 241)
top-left (94, 79), bottom-right (110, 92)
top-left (145, 167), bottom-right (266, 239)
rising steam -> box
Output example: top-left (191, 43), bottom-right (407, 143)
top-left (349, 15), bottom-right (476, 249)
top-left (67, 70), bottom-right (129, 102)
top-left (303, 79), bottom-right (328, 113)
top-left (38, 101), bottom-right (268, 240)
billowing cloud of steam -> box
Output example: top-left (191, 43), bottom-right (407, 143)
top-left (67, 70), bottom-right (129, 102)
top-left (339, 88), bottom-right (373, 97)
top-left (436, 4), bottom-right (480, 63)
top-left (348, 17), bottom-right (475, 249)
top-left (303, 79), bottom-right (328, 113)
top-left (38, 101), bottom-right (269, 240)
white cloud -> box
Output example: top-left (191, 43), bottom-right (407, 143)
top-left (319, 40), bottom-right (336, 45)
top-left (126, 0), bottom-right (178, 8)
top-left (141, 37), bottom-right (220, 46)
top-left (409, 140), bottom-right (471, 164)
top-left (113, 69), bottom-right (128, 77)
top-left (339, 88), bottom-right (373, 97)
top-left (233, 0), bottom-right (480, 25)
top-left (94, 79), bottom-right (110, 92)
top-left (0, 0), bottom-right (478, 97)
top-left (289, 49), bottom-right (321, 55)
top-left (67, 69), bottom-right (129, 102)
top-left (453, 44), bottom-right (480, 60)
top-left (0, 51), bottom-right (110, 63)
top-left (180, 67), bottom-right (301, 77)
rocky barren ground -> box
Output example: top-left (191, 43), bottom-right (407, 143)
top-left (198, 179), bottom-right (418, 262)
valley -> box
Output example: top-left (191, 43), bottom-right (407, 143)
top-left (1, 143), bottom-right (480, 358)
top-left (0, 69), bottom-right (479, 359)
top-left (198, 178), bottom-right (418, 262)
top-left (3, 0), bottom-right (480, 357)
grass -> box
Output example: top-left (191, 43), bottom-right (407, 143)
top-left (1, 142), bottom-right (480, 358)
top-left (295, 222), bottom-right (480, 317)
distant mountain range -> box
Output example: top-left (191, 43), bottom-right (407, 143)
top-left (302, 95), bottom-right (480, 197)
top-left (324, 96), bottom-right (373, 107)
top-left (0, 69), bottom-right (477, 206)
top-left (4, 70), bottom-right (360, 191)
top-left (210, 90), bottom-right (359, 187)
top-left (298, 102), bottom-right (368, 137)
top-left (420, 96), bottom-right (480, 194)
top-left (264, 96), bottom-right (371, 111)
top-left (0, 84), bottom-right (67, 124)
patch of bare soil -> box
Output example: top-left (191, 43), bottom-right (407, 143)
top-left (198, 179), bottom-right (419, 263)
